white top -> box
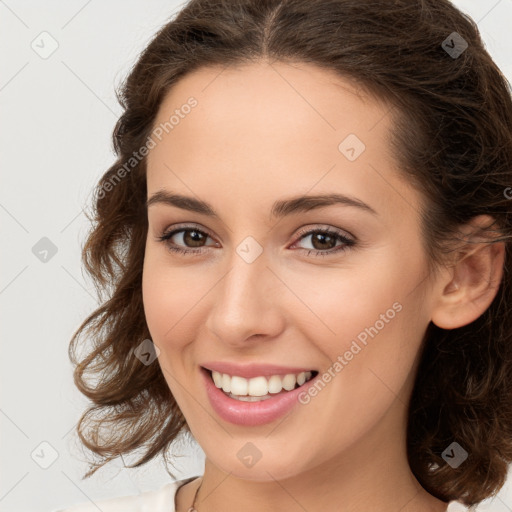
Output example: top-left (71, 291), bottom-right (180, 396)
top-left (53, 476), bottom-right (199, 512)
top-left (52, 476), bottom-right (468, 511)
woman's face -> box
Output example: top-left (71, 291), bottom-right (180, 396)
top-left (142, 61), bottom-right (439, 481)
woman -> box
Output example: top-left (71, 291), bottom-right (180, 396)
top-left (55, 0), bottom-right (512, 511)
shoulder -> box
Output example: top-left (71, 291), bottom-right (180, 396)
top-left (52, 476), bottom-right (200, 512)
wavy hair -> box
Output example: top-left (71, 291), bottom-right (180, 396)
top-left (69, 0), bottom-right (512, 506)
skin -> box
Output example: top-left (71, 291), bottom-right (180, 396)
top-left (142, 60), bottom-right (505, 512)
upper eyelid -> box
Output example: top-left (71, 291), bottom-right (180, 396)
top-left (295, 225), bottom-right (354, 239)
top-left (162, 223), bottom-right (215, 240)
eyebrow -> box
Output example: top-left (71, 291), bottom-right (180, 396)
top-left (146, 190), bottom-right (378, 218)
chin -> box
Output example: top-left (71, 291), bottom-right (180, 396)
top-left (204, 442), bottom-right (315, 482)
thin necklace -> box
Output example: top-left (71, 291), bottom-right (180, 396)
top-left (187, 478), bottom-right (202, 512)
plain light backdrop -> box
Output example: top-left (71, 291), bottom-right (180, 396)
top-left (1, 1), bottom-right (511, 511)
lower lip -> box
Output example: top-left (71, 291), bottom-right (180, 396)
top-left (201, 367), bottom-right (318, 426)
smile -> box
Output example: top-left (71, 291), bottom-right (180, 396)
top-left (209, 370), bottom-right (317, 401)
top-left (200, 366), bottom-right (320, 426)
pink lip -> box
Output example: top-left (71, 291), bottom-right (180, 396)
top-left (201, 361), bottom-right (316, 379)
top-left (200, 367), bottom-right (319, 426)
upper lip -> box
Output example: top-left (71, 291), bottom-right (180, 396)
top-left (201, 361), bottom-right (317, 379)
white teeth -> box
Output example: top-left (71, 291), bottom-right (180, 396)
top-left (221, 373), bottom-right (231, 393)
top-left (211, 370), bottom-right (315, 398)
top-left (282, 374), bottom-right (296, 391)
top-left (248, 376), bottom-right (268, 396)
top-left (230, 376), bottom-right (248, 396)
top-left (267, 375), bottom-right (283, 394)
top-left (212, 371), bottom-right (223, 388)
top-left (228, 392), bottom-right (273, 402)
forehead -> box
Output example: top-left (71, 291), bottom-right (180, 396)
top-left (150, 60), bottom-right (388, 152)
top-left (146, 60), bottom-right (420, 223)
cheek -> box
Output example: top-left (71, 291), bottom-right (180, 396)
top-left (142, 247), bottom-right (224, 378)
top-left (141, 250), bottom-right (199, 352)
top-left (287, 265), bottom-right (429, 454)
top-left (142, 252), bottom-right (205, 411)
top-left (284, 246), bottom-right (429, 386)
top-left (280, 255), bottom-right (412, 348)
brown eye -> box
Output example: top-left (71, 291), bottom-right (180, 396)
top-left (180, 229), bottom-right (208, 248)
top-left (292, 227), bottom-right (355, 257)
top-left (308, 232), bottom-right (338, 251)
top-left (157, 226), bottom-right (219, 255)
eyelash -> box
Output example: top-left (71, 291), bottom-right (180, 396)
top-left (156, 224), bottom-right (356, 258)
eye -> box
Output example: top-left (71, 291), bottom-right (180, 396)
top-left (156, 224), bottom-right (219, 256)
top-left (290, 226), bottom-right (355, 257)
top-left (155, 224), bottom-right (356, 258)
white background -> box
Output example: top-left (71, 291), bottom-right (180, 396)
top-left (0, 1), bottom-right (511, 511)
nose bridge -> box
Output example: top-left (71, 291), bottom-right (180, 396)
top-left (206, 240), bottom-right (283, 343)
top-left (217, 244), bottom-right (270, 318)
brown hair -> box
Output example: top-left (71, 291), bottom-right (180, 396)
top-left (69, 0), bottom-right (512, 506)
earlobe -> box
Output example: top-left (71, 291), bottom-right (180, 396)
top-left (431, 216), bottom-right (506, 330)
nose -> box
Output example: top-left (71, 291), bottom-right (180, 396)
top-left (205, 246), bottom-right (286, 347)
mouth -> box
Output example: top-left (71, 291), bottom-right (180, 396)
top-left (202, 367), bottom-right (319, 402)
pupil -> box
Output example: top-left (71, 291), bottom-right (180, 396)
top-left (312, 233), bottom-right (335, 250)
top-left (185, 230), bottom-right (205, 247)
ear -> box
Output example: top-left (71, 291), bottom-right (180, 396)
top-left (431, 215), bottom-right (506, 330)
